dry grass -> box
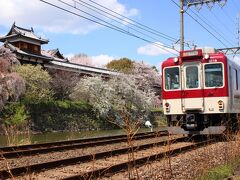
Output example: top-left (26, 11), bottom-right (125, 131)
top-left (2, 124), bottom-right (240, 179)
top-left (112, 129), bottom-right (240, 179)
top-left (3, 123), bottom-right (31, 146)
top-left (0, 152), bottom-right (15, 180)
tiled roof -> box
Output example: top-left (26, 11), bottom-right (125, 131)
top-left (5, 42), bottom-right (52, 61)
top-left (0, 23), bottom-right (49, 44)
top-left (0, 23), bottom-right (119, 76)
top-left (46, 49), bottom-right (65, 59)
top-left (2, 43), bottom-right (119, 76)
top-left (46, 60), bottom-right (120, 76)
top-left (41, 49), bottom-right (67, 62)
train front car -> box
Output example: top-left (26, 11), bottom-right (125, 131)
top-left (162, 48), bottom-right (240, 134)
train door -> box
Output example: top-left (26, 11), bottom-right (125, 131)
top-left (181, 62), bottom-right (204, 112)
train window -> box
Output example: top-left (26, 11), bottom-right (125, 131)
top-left (235, 69), bottom-right (238, 90)
top-left (164, 67), bottom-right (180, 90)
top-left (205, 63), bottom-right (223, 87)
top-left (186, 66), bottom-right (199, 88)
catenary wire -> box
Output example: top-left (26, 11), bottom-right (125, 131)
top-left (57, 0), bottom-right (175, 50)
top-left (87, 0), bottom-right (196, 48)
top-left (88, 0), bottom-right (179, 43)
top-left (189, 8), bottom-right (235, 47)
top-left (197, 9), bottom-right (236, 41)
top-left (39, 0), bottom-right (179, 55)
top-left (170, 0), bottom-right (229, 48)
top-left (72, 0), bottom-right (176, 45)
top-left (221, 7), bottom-right (237, 27)
top-left (210, 10), bottom-right (236, 38)
top-left (76, 0), bottom-right (178, 43)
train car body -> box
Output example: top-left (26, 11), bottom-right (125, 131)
top-left (162, 48), bottom-right (240, 134)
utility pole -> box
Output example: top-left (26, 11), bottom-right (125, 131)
top-left (237, 13), bottom-right (240, 47)
top-left (180, 0), bottom-right (184, 51)
top-left (180, 0), bottom-right (227, 51)
top-left (179, 0), bottom-right (239, 55)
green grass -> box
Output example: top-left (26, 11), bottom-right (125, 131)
top-left (199, 157), bottom-right (240, 180)
top-left (155, 117), bottom-right (167, 126)
top-left (151, 107), bottom-right (163, 112)
top-left (199, 164), bottom-right (234, 180)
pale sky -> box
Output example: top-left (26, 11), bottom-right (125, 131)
top-left (0, 0), bottom-right (239, 68)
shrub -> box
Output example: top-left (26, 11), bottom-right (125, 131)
top-left (26, 100), bottom-right (115, 132)
top-left (0, 102), bottom-right (29, 126)
top-left (13, 64), bottom-right (53, 102)
top-left (0, 102), bottom-right (30, 145)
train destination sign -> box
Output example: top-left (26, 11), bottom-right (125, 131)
top-left (180, 49), bottom-right (202, 58)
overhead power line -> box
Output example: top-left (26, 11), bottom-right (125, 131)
top-left (221, 7), bottom-right (237, 27)
top-left (88, 0), bottom-right (178, 43)
top-left (56, 0), bottom-right (175, 51)
top-left (189, 8), bottom-right (235, 47)
top-left (197, 10), bottom-right (236, 41)
top-left (85, 0), bottom-right (197, 48)
top-left (72, 0), bottom-right (175, 45)
top-left (170, 0), bottom-right (229, 48)
top-left (87, 0), bottom-right (196, 48)
top-left (210, 10), bottom-right (235, 36)
top-left (39, 0), bottom-right (179, 55)
top-left (76, 0), bottom-right (177, 43)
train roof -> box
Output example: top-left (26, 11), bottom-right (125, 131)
top-left (227, 55), bottom-right (240, 68)
top-left (162, 48), bottom-right (229, 68)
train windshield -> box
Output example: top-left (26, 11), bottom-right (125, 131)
top-left (186, 66), bottom-right (199, 88)
top-left (164, 67), bottom-right (180, 90)
top-left (204, 63), bottom-right (223, 87)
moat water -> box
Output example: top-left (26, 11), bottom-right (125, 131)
top-left (0, 128), bottom-right (163, 147)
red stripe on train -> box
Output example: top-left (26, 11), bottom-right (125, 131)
top-left (162, 88), bottom-right (228, 99)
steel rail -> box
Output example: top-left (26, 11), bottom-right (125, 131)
top-left (0, 136), bottom-right (184, 179)
top-left (1, 132), bottom-right (167, 159)
top-left (62, 138), bottom-right (216, 180)
top-left (0, 131), bottom-right (166, 152)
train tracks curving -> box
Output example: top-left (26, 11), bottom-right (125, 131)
top-left (0, 132), bottom-right (218, 179)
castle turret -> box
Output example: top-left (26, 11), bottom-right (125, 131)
top-left (0, 23), bottom-right (48, 55)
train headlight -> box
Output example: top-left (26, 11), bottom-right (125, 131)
top-left (204, 54), bottom-right (210, 60)
top-left (218, 100), bottom-right (224, 110)
top-left (173, 57), bottom-right (179, 63)
top-left (165, 102), bottom-right (170, 112)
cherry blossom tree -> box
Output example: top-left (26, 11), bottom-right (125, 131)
top-left (69, 53), bottom-right (95, 66)
top-left (106, 58), bottom-right (161, 88)
top-left (132, 61), bottom-right (161, 88)
top-left (48, 69), bottom-right (81, 100)
top-left (70, 74), bottom-right (155, 178)
top-left (0, 47), bottom-right (25, 110)
top-left (70, 74), bottom-right (155, 130)
top-left (131, 61), bottom-right (162, 107)
top-left (0, 47), bottom-right (26, 138)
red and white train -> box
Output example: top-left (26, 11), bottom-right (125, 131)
top-left (161, 48), bottom-right (240, 134)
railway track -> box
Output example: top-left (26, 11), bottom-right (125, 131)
top-left (0, 131), bottom-right (167, 177)
top-left (0, 134), bottom-right (218, 179)
top-left (0, 131), bottom-right (167, 159)
top-left (63, 138), bottom-right (214, 180)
